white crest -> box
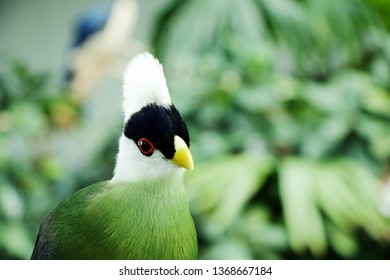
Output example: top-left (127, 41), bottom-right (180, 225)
top-left (122, 52), bottom-right (172, 120)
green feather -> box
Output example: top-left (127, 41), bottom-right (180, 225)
top-left (32, 174), bottom-right (197, 260)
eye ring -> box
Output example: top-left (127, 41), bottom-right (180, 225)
top-left (137, 138), bottom-right (155, 156)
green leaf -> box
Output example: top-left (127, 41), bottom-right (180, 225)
top-left (301, 115), bottom-right (351, 158)
top-left (279, 157), bottom-right (327, 256)
top-left (315, 164), bottom-right (359, 231)
top-left (235, 206), bottom-right (289, 252)
top-left (186, 154), bottom-right (274, 238)
top-left (280, 157), bottom-right (385, 257)
top-left (357, 117), bottom-right (390, 159)
top-left (0, 183), bottom-right (25, 220)
top-left (361, 87), bottom-right (390, 117)
top-left (200, 236), bottom-right (253, 260)
top-left (327, 222), bottom-right (358, 258)
top-left (0, 222), bottom-right (33, 259)
top-left (335, 160), bottom-right (385, 237)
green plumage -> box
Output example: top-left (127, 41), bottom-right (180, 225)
top-left (31, 174), bottom-right (197, 259)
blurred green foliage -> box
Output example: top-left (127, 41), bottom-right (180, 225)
top-left (152, 0), bottom-right (390, 259)
top-left (1, 0), bottom-right (390, 259)
top-left (0, 60), bottom-right (79, 259)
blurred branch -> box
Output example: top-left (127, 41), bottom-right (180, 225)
top-left (68, 0), bottom-right (145, 101)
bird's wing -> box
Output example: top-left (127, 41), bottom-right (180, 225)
top-left (30, 214), bottom-right (55, 259)
top-left (30, 181), bottom-right (109, 260)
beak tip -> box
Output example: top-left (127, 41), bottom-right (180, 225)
top-left (172, 135), bottom-right (194, 170)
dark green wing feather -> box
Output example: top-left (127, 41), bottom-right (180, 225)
top-left (31, 181), bottom-right (109, 260)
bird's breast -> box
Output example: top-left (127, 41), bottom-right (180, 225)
top-left (81, 180), bottom-right (197, 259)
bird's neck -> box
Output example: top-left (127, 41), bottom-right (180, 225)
top-left (110, 170), bottom-right (185, 194)
top-left (111, 164), bottom-right (185, 186)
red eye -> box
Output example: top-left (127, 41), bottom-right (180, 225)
top-left (137, 138), bottom-right (155, 156)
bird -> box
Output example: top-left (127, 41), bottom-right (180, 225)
top-left (31, 52), bottom-right (197, 260)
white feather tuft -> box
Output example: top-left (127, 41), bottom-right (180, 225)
top-left (122, 52), bottom-right (172, 120)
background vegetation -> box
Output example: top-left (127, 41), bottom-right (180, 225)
top-left (1, 0), bottom-right (390, 259)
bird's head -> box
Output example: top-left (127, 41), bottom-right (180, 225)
top-left (112, 52), bottom-right (193, 183)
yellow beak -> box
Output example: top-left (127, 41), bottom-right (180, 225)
top-left (171, 135), bottom-right (194, 170)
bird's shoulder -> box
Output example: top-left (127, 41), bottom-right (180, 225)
top-left (31, 180), bottom-right (112, 259)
